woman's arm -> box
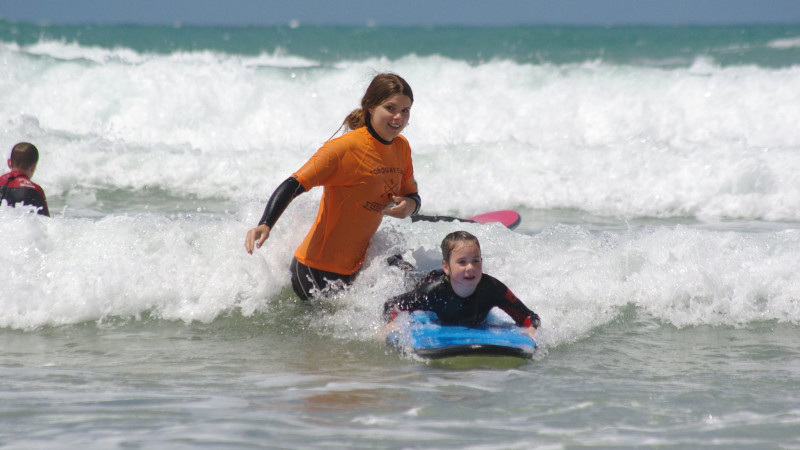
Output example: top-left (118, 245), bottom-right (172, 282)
top-left (245, 177), bottom-right (306, 254)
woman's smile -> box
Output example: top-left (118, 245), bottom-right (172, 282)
top-left (369, 93), bottom-right (412, 142)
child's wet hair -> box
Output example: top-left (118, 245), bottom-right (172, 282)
top-left (441, 231), bottom-right (481, 262)
top-left (9, 142), bottom-right (39, 171)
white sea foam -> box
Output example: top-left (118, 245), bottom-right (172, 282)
top-left (3, 202), bottom-right (799, 341)
top-left (0, 203), bottom-right (304, 330)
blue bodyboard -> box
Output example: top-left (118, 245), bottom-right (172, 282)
top-left (386, 311), bottom-right (536, 359)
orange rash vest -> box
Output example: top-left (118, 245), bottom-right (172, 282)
top-left (292, 126), bottom-right (417, 275)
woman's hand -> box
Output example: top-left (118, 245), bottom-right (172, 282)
top-left (383, 195), bottom-right (417, 219)
top-left (245, 224), bottom-right (271, 254)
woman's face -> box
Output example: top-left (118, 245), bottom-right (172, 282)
top-left (442, 241), bottom-right (483, 298)
top-left (369, 93), bottom-right (412, 142)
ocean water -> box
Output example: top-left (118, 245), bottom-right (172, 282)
top-left (2, 20), bottom-right (800, 448)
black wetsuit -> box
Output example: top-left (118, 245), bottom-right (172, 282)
top-left (383, 269), bottom-right (540, 328)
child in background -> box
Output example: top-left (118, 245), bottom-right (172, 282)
top-left (0, 142), bottom-right (49, 217)
top-left (383, 231), bottom-right (539, 337)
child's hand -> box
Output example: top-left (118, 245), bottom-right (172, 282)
top-left (378, 321), bottom-right (399, 341)
top-left (520, 326), bottom-right (537, 339)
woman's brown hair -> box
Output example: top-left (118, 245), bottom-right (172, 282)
top-left (341, 73), bottom-right (414, 132)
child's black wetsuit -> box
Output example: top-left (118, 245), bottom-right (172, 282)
top-left (383, 269), bottom-right (540, 328)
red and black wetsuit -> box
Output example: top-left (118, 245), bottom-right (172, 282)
top-left (383, 269), bottom-right (540, 328)
top-left (0, 170), bottom-right (49, 217)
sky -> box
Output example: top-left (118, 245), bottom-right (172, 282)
top-left (1, 0), bottom-right (799, 27)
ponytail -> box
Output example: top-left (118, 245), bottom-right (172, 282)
top-left (343, 108), bottom-right (366, 130)
top-left (327, 108), bottom-right (366, 142)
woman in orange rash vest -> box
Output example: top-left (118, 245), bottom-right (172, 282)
top-left (245, 73), bottom-right (421, 301)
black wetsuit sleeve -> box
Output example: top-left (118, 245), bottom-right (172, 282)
top-left (382, 270), bottom-right (442, 322)
top-left (406, 192), bottom-right (421, 216)
top-left (486, 275), bottom-right (540, 328)
top-left (383, 290), bottom-right (419, 322)
top-left (257, 177), bottom-right (306, 227)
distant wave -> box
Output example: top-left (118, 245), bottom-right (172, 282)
top-left (766, 36), bottom-right (800, 49)
top-left (3, 39), bottom-right (320, 68)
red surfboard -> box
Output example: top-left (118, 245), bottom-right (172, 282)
top-left (411, 210), bottom-right (521, 230)
top-left (465, 210), bottom-right (521, 229)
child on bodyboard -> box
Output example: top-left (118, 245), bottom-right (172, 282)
top-left (383, 230), bottom-right (540, 338)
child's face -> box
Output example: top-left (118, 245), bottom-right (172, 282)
top-left (442, 241), bottom-right (483, 297)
